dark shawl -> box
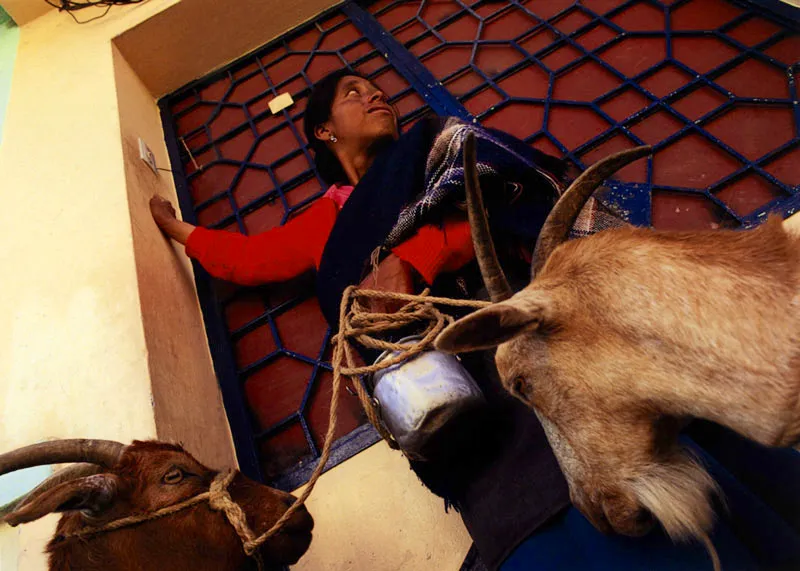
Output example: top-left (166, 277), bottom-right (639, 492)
top-left (315, 114), bottom-right (570, 569)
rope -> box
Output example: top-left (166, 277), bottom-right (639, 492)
top-left (63, 471), bottom-right (265, 570)
top-left (699, 530), bottom-right (722, 571)
top-left (58, 287), bottom-right (489, 567)
top-left (242, 286), bottom-right (490, 550)
top-left (63, 485), bottom-right (215, 538)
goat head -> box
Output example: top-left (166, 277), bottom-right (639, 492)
top-left (436, 133), bottom-right (800, 547)
top-left (0, 439), bottom-right (313, 571)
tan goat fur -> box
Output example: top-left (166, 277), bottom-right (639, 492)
top-left (436, 136), bottom-right (800, 551)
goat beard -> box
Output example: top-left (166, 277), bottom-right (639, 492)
top-left (535, 409), bottom-right (720, 542)
top-left (630, 450), bottom-right (720, 541)
top-left (535, 409), bottom-right (723, 570)
top-left (630, 450), bottom-right (722, 571)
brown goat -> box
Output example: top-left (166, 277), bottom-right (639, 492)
top-left (0, 439), bottom-right (314, 570)
top-left (436, 133), bottom-right (800, 555)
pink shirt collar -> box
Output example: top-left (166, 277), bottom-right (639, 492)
top-left (323, 183), bottom-right (355, 210)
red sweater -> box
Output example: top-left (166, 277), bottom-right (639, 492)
top-left (185, 186), bottom-right (475, 287)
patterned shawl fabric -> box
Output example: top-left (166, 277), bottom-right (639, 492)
top-left (570, 195), bottom-right (630, 238)
top-left (384, 117), bottom-right (567, 249)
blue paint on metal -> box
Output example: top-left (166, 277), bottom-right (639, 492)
top-left (602, 182), bottom-right (652, 226)
top-left (270, 423), bottom-right (380, 492)
top-left (299, 329), bottom-right (332, 414)
top-left (344, 2), bottom-right (472, 120)
top-left (365, 0), bottom-right (799, 228)
top-left (298, 415), bottom-right (318, 459)
top-left (734, 0), bottom-right (800, 27)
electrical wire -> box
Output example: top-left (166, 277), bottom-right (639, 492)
top-left (43, 0), bottom-right (146, 24)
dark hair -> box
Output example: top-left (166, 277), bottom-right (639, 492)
top-left (303, 68), bottom-right (365, 186)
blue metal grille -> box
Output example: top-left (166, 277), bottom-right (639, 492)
top-left (160, 0), bottom-right (800, 489)
top-left (366, 0), bottom-right (800, 228)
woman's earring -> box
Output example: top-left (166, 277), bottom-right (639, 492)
top-left (330, 135), bottom-right (338, 143)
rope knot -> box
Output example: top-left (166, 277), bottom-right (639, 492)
top-left (208, 472), bottom-right (257, 541)
top-left (208, 470), bottom-right (237, 512)
top-left (207, 471), bottom-right (264, 567)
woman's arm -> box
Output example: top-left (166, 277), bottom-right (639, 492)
top-left (391, 212), bottom-right (475, 285)
top-left (150, 196), bottom-right (338, 286)
top-left (358, 253), bottom-right (418, 313)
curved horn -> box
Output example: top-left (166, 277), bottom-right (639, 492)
top-left (531, 146), bottom-right (652, 276)
top-left (0, 463), bottom-right (102, 519)
top-left (463, 131), bottom-right (513, 302)
top-left (0, 439), bottom-right (125, 477)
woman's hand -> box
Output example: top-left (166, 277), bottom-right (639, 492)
top-left (150, 196), bottom-right (178, 226)
top-left (358, 253), bottom-right (416, 313)
top-left (150, 196), bottom-right (195, 245)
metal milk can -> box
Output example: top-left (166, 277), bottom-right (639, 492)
top-left (368, 335), bottom-right (485, 460)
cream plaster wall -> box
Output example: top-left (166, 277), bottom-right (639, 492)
top-left (294, 442), bottom-right (473, 571)
top-left (112, 41), bottom-right (235, 471)
top-left (0, 0), bottom-right (52, 27)
top-left (0, 2), bottom-right (177, 568)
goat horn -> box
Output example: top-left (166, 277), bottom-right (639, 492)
top-left (464, 131), bottom-right (513, 302)
top-left (0, 439), bottom-right (125, 476)
top-left (0, 463), bottom-right (102, 520)
top-left (531, 145), bottom-right (652, 276)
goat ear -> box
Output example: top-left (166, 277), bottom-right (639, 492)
top-left (436, 296), bottom-right (547, 353)
top-left (3, 474), bottom-right (118, 526)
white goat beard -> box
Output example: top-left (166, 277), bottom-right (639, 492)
top-left (534, 409), bottom-right (722, 570)
top-left (631, 450), bottom-right (723, 571)
top-left (629, 450), bottom-right (720, 542)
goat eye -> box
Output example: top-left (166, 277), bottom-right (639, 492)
top-left (163, 468), bottom-right (184, 485)
top-left (512, 376), bottom-right (528, 398)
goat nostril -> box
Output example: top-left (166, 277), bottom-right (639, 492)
top-left (635, 508), bottom-right (655, 528)
top-left (600, 494), bottom-right (655, 538)
top-left (622, 508), bottom-right (655, 537)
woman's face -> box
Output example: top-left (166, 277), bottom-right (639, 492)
top-left (316, 75), bottom-right (399, 150)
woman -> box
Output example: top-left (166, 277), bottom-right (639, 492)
top-left (152, 69), bottom-right (571, 570)
top-left (151, 71), bottom-right (557, 316)
top-left (152, 69), bottom-right (800, 570)
top-left (152, 73), bottom-right (471, 313)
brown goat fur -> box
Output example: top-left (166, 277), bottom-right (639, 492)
top-left (437, 215), bottom-right (800, 543)
top-left (3, 441), bottom-right (313, 571)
